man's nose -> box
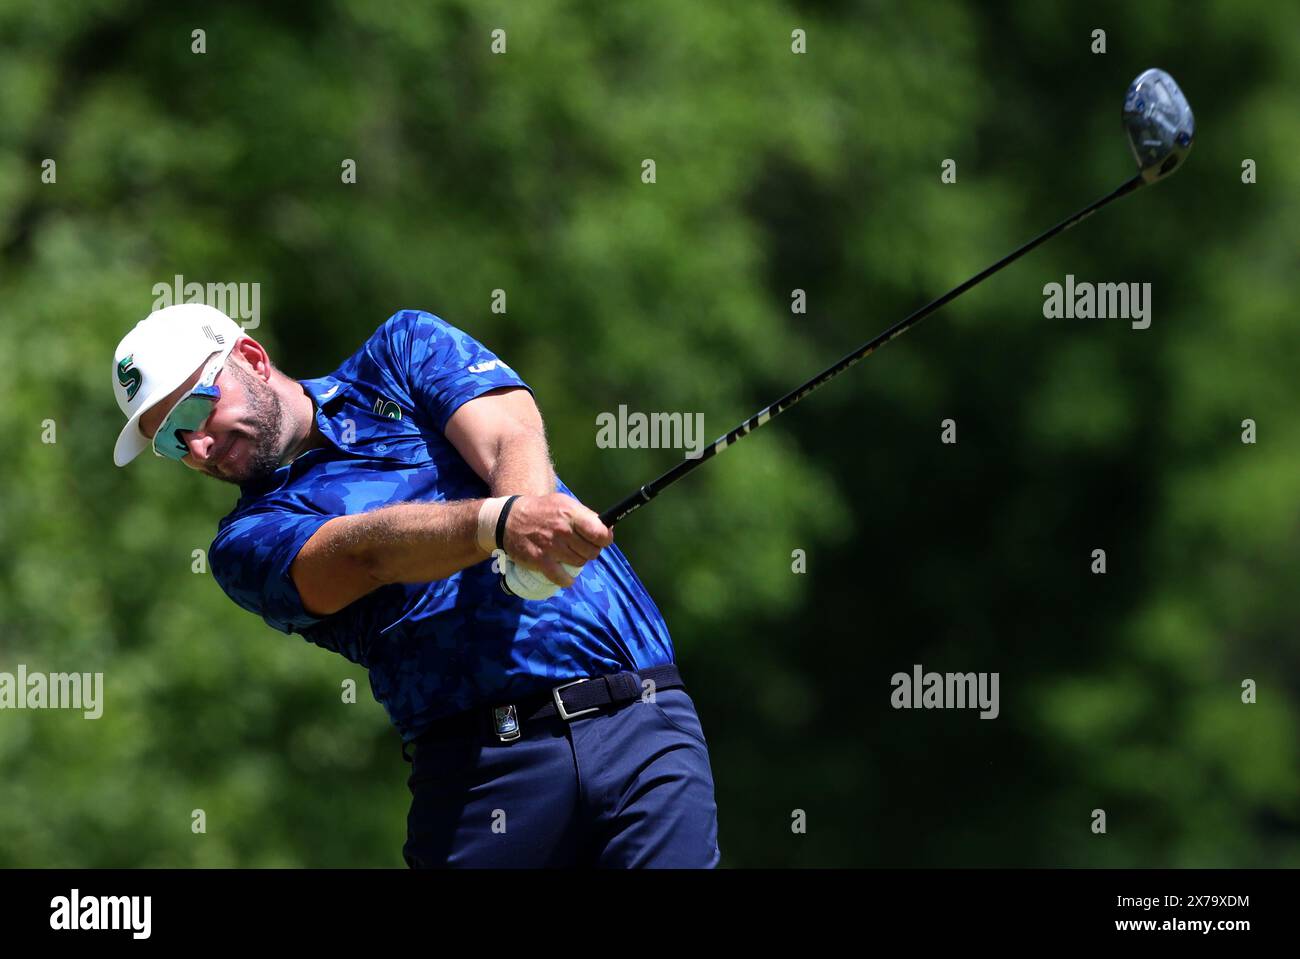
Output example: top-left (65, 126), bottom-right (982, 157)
top-left (183, 429), bottom-right (217, 464)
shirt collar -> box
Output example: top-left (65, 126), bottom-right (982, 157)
top-left (298, 375), bottom-right (351, 409)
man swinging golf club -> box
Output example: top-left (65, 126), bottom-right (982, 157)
top-left (111, 303), bottom-right (722, 868)
top-left (109, 65), bottom-right (1191, 870)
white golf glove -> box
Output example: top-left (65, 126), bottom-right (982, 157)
top-left (494, 550), bottom-right (583, 601)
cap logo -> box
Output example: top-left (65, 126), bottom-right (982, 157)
top-left (202, 324), bottom-right (226, 345)
top-left (117, 354), bottom-right (142, 401)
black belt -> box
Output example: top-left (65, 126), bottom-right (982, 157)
top-left (405, 664), bottom-right (684, 754)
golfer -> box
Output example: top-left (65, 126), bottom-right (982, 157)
top-left (111, 303), bottom-right (721, 868)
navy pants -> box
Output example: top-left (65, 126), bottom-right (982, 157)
top-left (401, 686), bottom-right (721, 868)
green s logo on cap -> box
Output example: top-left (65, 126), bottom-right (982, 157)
top-left (117, 354), bottom-right (142, 401)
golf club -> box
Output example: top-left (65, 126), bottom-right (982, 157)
top-left (502, 67), bottom-right (1194, 597)
top-left (599, 67), bottom-right (1194, 527)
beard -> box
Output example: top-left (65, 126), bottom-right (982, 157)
top-left (209, 363), bottom-right (286, 487)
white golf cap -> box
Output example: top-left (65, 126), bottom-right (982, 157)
top-left (112, 304), bottom-right (244, 467)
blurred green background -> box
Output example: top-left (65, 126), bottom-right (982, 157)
top-left (1, 0), bottom-right (1297, 867)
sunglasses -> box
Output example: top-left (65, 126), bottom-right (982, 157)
top-left (152, 352), bottom-right (226, 461)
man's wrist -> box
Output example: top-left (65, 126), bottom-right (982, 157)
top-left (494, 495), bottom-right (521, 552)
top-left (476, 496), bottom-right (510, 555)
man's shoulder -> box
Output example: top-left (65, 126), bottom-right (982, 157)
top-left (375, 309), bottom-right (489, 367)
top-left (380, 308), bottom-right (450, 333)
top-left (298, 309), bottom-right (484, 391)
top-left (373, 308), bottom-right (458, 347)
top-left (329, 308), bottom-right (469, 383)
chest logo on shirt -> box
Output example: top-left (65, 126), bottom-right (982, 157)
top-left (373, 395), bottom-right (402, 420)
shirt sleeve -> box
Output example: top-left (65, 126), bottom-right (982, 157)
top-left (381, 310), bottom-right (531, 431)
top-left (209, 507), bottom-right (335, 635)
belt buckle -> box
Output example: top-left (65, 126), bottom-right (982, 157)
top-left (553, 678), bottom-right (599, 721)
top-left (492, 704), bottom-right (521, 742)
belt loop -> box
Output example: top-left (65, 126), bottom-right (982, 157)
top-left (619, 671), bottom-right (641, 702)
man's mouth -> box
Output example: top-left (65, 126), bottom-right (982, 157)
top-left (211, 436), bottom-right (237, 473)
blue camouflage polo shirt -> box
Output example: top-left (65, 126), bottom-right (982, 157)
top-left (209, 310), bottom-right (675, 742)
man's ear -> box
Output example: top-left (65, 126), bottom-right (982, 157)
top-left (231, 336), bottom-right (273, 381)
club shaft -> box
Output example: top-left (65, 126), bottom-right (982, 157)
top-left (598, 173), bottom-right (1145, 528)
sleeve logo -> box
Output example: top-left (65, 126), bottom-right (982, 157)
top-left (117, 354), bottom-right (142, 401)
top-left (467, 359), bottom-right (510, 374)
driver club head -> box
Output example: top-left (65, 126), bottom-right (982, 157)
top-left (1123, 68), bottom-right (1195, 184)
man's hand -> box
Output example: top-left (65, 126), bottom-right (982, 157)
top-left (501, 492), bottom-right (613, 587)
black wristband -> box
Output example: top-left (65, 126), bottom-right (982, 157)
top-left (495, 495), bottom-right (520, 552)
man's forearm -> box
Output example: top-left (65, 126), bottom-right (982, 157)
top-left (340, 499), bottom-right (488, 587)
top-left (343, 425), bottom-right (556, 587)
